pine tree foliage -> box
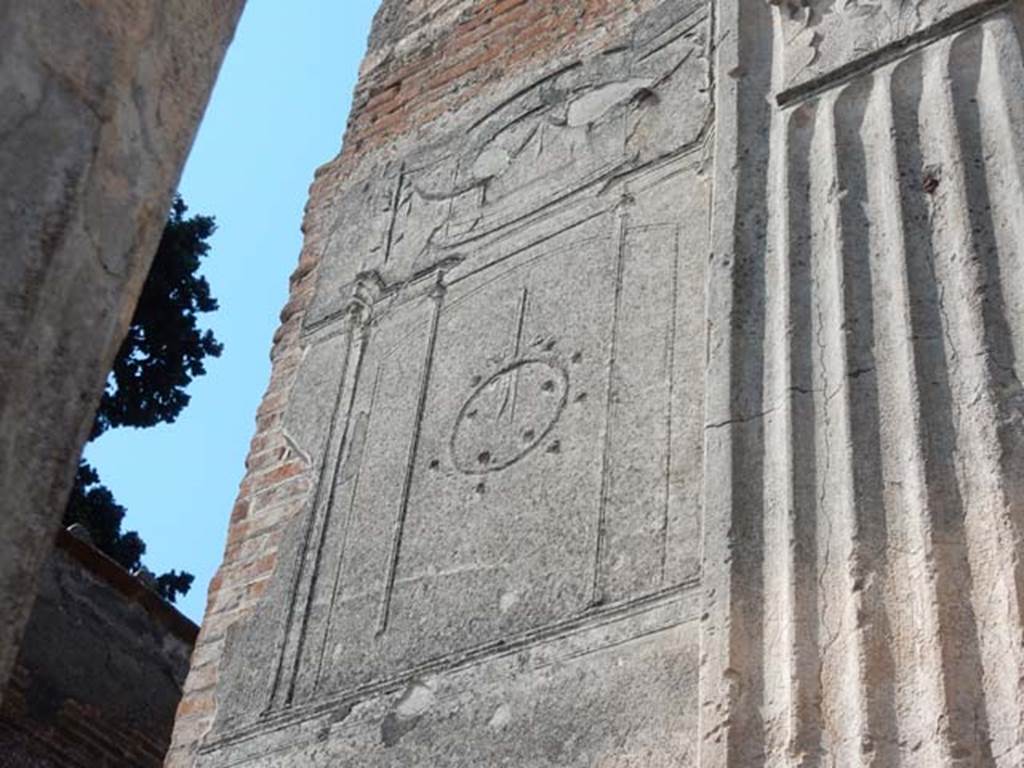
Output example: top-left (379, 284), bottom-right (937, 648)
top-left (92, 196), bottom-right (223, 438)
top-left (63, 196), bottom-right (220, 604)
top-left (64, 460), bottom-right (145, 571)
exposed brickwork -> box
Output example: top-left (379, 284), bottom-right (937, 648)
top-left (167, 2), bottom-right (666, 764)
top-left (346, 0), bottom-right (655, 154)
top-left (1, 530), bottom-right (196, 768)
top-left (1, 673), bottom-right (168, 768)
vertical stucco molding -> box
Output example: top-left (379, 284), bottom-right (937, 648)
top-left (701, 1), bottom-right (1024, 765)
top-left (701, 0), bottom-right (775, 764)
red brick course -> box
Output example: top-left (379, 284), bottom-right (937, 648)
top-left (0, 679), bottom-right (170, 768)
top-left (2, 532), bottom-right (196, 768)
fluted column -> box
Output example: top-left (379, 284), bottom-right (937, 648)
top-left (703, 3), bottom-right (1024, 765)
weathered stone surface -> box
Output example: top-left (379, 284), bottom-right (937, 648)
top-left (0, 0), bottom-right (243, 698)
top-left (205, 1), bottom-right (710, 762)
top-left (171, 1), bottom-right (710, 765)
top-left (703, 1), bottom-right (1024, 765)
top-left (0, 529), bottom-right (197, 767)
top-left (175, 0), bottom-right (1024, 765)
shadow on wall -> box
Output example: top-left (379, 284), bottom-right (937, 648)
top-left (0, 528), bottom-right (197, 768)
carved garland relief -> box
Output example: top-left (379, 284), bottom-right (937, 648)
top-left (768, 0), bottom-right (998, 92)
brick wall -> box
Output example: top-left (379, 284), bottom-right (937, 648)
top-left (0, 530), bottom-right (197, 767)
top-left (166, 2), bottom-right (666, 763)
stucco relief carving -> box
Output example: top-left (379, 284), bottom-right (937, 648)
top-left (204, 6), bottom-right (712, 760)
top-left (305, 0), bottom-right (712, 328)
top-left (768, 0), bottom-right (993, 92)
top-left (450, 359), bottom-right (569, 476)
top-left (703, 2), bottom-right (1024, 766)
top-left (178, 0), bottom-right (1024, 765)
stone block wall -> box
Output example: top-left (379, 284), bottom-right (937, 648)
top-left (0, 530), bottom-right (197, 767)
top-left (0, 0), bottom-right (244, 694)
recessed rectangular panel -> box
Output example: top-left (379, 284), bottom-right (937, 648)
top-left (391, 218), bottom-right (619, 655)
top-left (596, 223), bottom-right (682, 603)
top-left (313, 290), bottom-right (444, 694)
top-left (301, 202), bottom-right (709, 697)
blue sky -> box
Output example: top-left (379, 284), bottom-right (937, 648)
top-left (86, 2), bottom-right (380, 621)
